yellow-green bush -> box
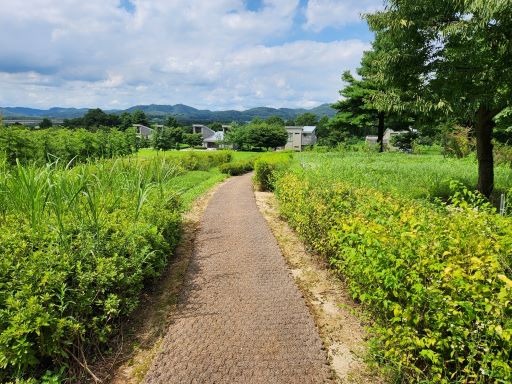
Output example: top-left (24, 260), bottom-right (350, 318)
top-left (178, 150), bottom-right (231, 171)
top-left (219, 159), bottom-right (254, 175)
top-left (253, 153), bottom-right (291, 191)
top-left (275, 171), bottom-right (512, 383)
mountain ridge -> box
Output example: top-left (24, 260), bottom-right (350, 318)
top-left (0, 103), bottom-right (336, 122)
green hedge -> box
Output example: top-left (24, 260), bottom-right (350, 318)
top-left (253, 153), bottom-right (291, 191)
top-left (219, 159), bottom-right (254, 175)
top-left (275, 171), bottom-right (512, 383)
top-left (0, 158), bottom-right (190, 382)
top-left (0, 127), bottom-right (138, 166)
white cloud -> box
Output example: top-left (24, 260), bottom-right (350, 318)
top-left (0, 0), bottom-right (372, 110)
top-left (303, 0), bottom-right (383, 32)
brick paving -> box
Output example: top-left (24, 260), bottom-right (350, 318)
top-left (143, 173), bottom-right (332, 384)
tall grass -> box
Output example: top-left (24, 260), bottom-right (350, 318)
top-left (296, 151), bottom-right (512, 202)
top-left (0, 150), bottom-right (231, 382)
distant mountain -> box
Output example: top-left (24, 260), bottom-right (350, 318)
top-left (0, 107), bottom-right (91, 118)
top-left (0, 103), bottom-right (336, 123)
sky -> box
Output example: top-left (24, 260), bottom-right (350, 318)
top-left (0, 0), bottom-right (383, 110)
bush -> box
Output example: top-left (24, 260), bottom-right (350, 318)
top-left (179, 151), bottom-right (231, 170)
top-left (274, 170), bottom-right (512, 383)
top-left (0, 127), bottom-right (138, 166)
top-left (443, 126), bottom-right (475, 158)
top-left (253, 153), bottom-right (292, 191)
top-left (219, 160), bottom-right (254, 175)
top-left (494, 143), bottom-right (512, 168)
top-left (0, 159), bottom-right (187, 382)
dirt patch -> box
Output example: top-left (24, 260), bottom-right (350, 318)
top-left (254, 191), bottom-right (387, 384)
top-left (89, 180), bottom-right (228, 384)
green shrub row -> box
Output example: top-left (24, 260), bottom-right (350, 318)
top-left (274, 171), bottom-right (512, 383)
top-left (0, 157), bottom-right (205, 382)
top-left (253, 153), bottom-right (292, 191)
top-left (0, 127), bottom-right (138, 166)
top-left (219, 159), bottom-right (254, 175)
top-left (177, 150), bottom-right (231, 171)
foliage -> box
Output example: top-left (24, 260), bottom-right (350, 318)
top-left (219, 159), bottom-right (254, 176)
top-left (39, 118), bottom-right (52, 129)
top-left (293, 151), bottom-right (512, 207)
top-left (0, 159), bottom-right (181, 381)
top-left (225, 122), bottom-right (287, 151)
top-left (0, 126), bottom-right (137, 166)
top-left (365, 0), bottom-right (512, 196)
top-left (294, 112), bottom-right (318, 126)
top-left (274, 168), bottom-right (512, 383)
top-left (265, 116), bottom-right (285, 126)
top-left (443, 126), bottom-right (475, 159)
top-left (131, 110), bottom-right (149, 126)
top-left (493, 143), bottom-right (512, 169)
top-left (166, 115), bottom-right (180, 128)
top-left (182, 132), bottom-right (203, 147)
top-left (153, 126), bottom-right (184, 150)
top-left (64, 109), bottom-right (120, 129)
top-left (246, 123), bottom-right (288, 150)
top-left (0, 151), bottom-right (232, 382)
top-left (253, 153), bottom-right (291, 191)
top-left (390, 130), bottom-right (418, 152)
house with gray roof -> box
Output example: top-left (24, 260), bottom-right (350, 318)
top-left (133, 124), bottom-right (154, 139)
top-left (192, 124), bottom-right (231, 149)
top-left (284, 126), bottom-right (317, 151)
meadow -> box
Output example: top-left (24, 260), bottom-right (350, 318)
top-left (0, 150), bottom-right (232, 382)
top-left (268, 150), bottom-right (512, 383)
top-left (295, 151), bottom-right (512, 204)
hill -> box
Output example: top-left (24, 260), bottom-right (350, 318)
top-left (0, 103), bottom-right (336, 123)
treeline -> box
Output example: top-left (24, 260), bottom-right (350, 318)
top-left (0, 126), bottom-right (138, 165)
top-left (63, 108), bottom-right (149, 130)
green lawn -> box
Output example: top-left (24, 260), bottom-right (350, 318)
top-left (169, 169), bottom-right (227, 210)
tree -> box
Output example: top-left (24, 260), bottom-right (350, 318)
top-left (366, 1), bottom-right (512, 196)
top-left (183, 132), bottom-right (203, 147)
top-left (119, 112), bottom-right (133, 131)
top-left (132, 110), bottom-right (149, 126)
top-left (246, 122), bottom-right (288, 150)
top-left (39, 118), bottom-right (53, 129)
top-left (295, 112), bottom-right (318, 126)
top-left (208, 122), bottom-right (223, 131)
top-left (153, 126), bottom-right (184, 150)
top-left (266, 116), bottom-right (285, 126)
top-left (166, 115), bottom-right (180, 128)
top-left (224, 124), bottom-right (249, 150)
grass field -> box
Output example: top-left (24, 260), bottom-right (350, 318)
top-left (296, 151), bottom-right (512, 203)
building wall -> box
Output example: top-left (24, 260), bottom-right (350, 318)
top-left (285, 127), bottom-right (303, 151)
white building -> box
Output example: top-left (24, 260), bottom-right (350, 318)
top-left (284, 126), bottom-right (317, 151)
top-left (192, 124), bottom-right (231, 149)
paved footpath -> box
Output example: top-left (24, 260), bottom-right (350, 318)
top-left (144, 174), bottom-right (332, 384)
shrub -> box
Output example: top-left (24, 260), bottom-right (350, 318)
top-left (0, 158), bottom-right (189, 382)
top-left (178, 151), bottom-right (231, 171)
top-left (274, 170), bottom-right (512, 383)
top-left (219, 160), bottom-right (254, 175)
top-left (494, 143), bottom-right (512, 168)
top-left (253, 153), bottom-right (292, 191)
top-left (0, 127), bottom-right (138, 166)
top-left (443, 126), bottom-right (475, 158)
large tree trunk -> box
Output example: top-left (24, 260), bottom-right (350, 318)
top-left (377, 111), bottom-right (385, 153)
top-left (475, 105), bottom-right (495, 198)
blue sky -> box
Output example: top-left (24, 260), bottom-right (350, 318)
top-left (0, 0), bottom-right (383, 110)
